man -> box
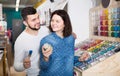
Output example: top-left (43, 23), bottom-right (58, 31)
top-left (14, 7), bottom-right (49, 76)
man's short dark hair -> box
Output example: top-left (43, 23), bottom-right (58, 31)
top-left (21, 7), bottom-right (37, 20)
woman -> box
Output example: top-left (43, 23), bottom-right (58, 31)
top-left (39, 10), bottom-right (89, 76)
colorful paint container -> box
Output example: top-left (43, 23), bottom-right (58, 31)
top-left (108, 14), bottom-right (111, 19)
top-left (111, 32), bottom-right (120, 37)
top-left (114, 25), bottom-right (119, 31)
top-left (100, 26), bottom-right (108, 31)
top-left (108, 20), bottom-right (111, 25)
top-left (108, 31), bottom-right (112, 37)
top-left (111, 26), bottom-right (114, 31)
top-left (100, 31), bottom-right (108, 36)
top-left (114, 32), bottom-right (119, 37)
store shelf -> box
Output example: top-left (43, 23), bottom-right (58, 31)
top-left (74, 0), bottom-right (120, 76)
top-left (74, 52), bottom-right (120, 76)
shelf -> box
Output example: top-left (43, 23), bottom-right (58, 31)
top-left (74, 52), bottom-right (120, 76)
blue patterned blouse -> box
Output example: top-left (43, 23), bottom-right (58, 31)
top-left (39, 33), bottom-right (78, 76)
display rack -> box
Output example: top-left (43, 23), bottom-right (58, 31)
top-left (0, 21), bottom-right (10, 76)
top-left (74, 0), bottom-right (120, 76)
top-left (89, 0), bottom-right (120, 42)
top-left (0, 31), bottom-right (9, 76)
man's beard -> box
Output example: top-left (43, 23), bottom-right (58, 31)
top-left (28, 25), bottom-right (40, 31)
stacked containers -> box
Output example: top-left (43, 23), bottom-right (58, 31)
top-left (92, 7), bottom-right (120, 38)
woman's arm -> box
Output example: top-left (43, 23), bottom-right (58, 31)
top-left (40, 41), bottom-right (53, 70)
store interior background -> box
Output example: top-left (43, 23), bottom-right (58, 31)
top-left (1, 0), bottom-right (120, 76)
top-left (1, 0), bottom-right (92, 47)
top-left (0, 0), bottom-right (105, 76)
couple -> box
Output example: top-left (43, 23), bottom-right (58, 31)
top-left (14, 7), bottom-right (90, 76)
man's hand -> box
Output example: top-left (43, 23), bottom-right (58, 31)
top-left (23, 57), bottom-right (31, 69)
top-left (72, 32), bottom-right (77, 39)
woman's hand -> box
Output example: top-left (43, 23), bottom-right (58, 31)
top-left (79, 52), bottom-right (90, 61)
top-left (42, 43), bottom-right (53, 61)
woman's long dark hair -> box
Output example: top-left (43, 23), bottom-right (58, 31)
top-left (49, 10), bottom-right (72, 37)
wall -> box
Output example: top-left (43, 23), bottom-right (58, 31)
top-left (3, 8), bottom-right (22, 29)
top-left (3, 8), bottom-right (24, 49)
top-left (68, 0), bottom-right (92, 44)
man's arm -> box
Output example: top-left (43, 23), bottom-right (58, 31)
top-left (72, 32), bottom-right (77, 39)
top-left (14, 41), bottom-right (26, 72)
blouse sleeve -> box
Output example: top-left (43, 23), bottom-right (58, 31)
top-left (39, 39), bottom-right (52, 70)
